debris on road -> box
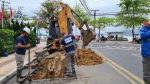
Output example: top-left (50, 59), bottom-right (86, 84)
top-left (76, 48), bottom-right (103, 65)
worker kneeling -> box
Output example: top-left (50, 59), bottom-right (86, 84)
top-left (60, 33), bottom-right (79, 77)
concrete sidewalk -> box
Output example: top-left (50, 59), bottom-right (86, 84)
top-left (0, 42), bottom-right (46, 81)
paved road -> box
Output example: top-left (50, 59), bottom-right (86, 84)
top-left (89, 41), bottom-right (143, 79)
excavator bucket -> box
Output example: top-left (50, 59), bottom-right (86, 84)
top-left (79, 21), bottom-right (96, 48)
top-left (81, 29), bottom-right (96, 48)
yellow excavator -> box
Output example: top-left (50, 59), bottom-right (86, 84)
top-left (46, 2), bottom-right (95, 53)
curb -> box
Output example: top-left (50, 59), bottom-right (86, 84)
top-left (0, 69), bottom-right (16, 84)
top-left (0, 58), bottom-right (35, 84)
top-left (0, 56), bottom-right (36, 84)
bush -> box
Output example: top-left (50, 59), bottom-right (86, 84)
top-left (28, 30), bottom-right (36, 47)
top-left (0, 23), bottom-right (37, 56)
top-left (0, 29), bottom-right (15, 55)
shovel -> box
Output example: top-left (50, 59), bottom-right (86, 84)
top-left (28, 48), bottom-right (31, 76)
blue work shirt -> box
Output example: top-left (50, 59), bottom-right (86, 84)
top-left (61, 34), bottom-right (75, 53)
top-left (15, 35), bottom-right (27, 55)
top-left (140, 25), bottom-right (150, 57)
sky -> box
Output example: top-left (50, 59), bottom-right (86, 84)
top-left (6, 0), bottom-right (44, 16)
top-left (87, 0), bottom-right (120, 14)
top-left (3, 0), bottom-right (130, 36)
top-left (3, 0), bottom-right (120, 17)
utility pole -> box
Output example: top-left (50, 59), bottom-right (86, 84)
top-left (1, 0), bottom-right (10, 28)
top-left (91, 10), bottom-right (99, 31)
top-left (1, 1), bottom-right (4, 28)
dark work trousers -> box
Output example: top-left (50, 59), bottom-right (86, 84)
top-left (143, 57), bottom-right (150, 84)
top-left (65, 51), bottom-right (75, 75)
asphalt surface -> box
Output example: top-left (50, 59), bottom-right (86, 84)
top-left (89, 41), bottom-right (143, 79)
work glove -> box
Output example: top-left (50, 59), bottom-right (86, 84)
top-left (26, 43), bottom-right (31, 48)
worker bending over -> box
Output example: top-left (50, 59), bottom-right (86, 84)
top-left (60, 33), bottom-right (80, 77)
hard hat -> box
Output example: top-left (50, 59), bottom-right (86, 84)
top-left (23, 27), bottom-right (30, 34)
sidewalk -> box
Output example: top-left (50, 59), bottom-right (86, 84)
top-left (0, 42), bottom-right (46, 81)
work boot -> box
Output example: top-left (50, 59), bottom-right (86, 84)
top-left (16, 69), bottom-right (26, 82)
top-left (16, 69), bottom-right (21, 79)
top-left (16, 69), bottom-right (21, 82)
top-left (20, 75), bottom-right (26, 78)
top-left (72, 70), bottom-right (77, 78)
top-left (65, 72), bottom-right (73, 77)
top-left (65, 74), bottom-right (73, 77)
top-left (72, 70), bottom-right (75, 74)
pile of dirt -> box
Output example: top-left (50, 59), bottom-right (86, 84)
top-left (29, 51), bottom-right (66, 80)
top-left (76, 48), bottom-right (103, 65)
top-left (29, 48), bottom-right (103, 80)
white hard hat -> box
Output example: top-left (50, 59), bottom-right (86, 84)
top-left (23, 27), bottom-right (30, 34)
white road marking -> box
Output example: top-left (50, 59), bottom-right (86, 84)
top-left (132, 54), bottom-right (142, 58)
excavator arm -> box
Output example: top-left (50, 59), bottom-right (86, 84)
top-left (58, 2), bottom-right (95, 48)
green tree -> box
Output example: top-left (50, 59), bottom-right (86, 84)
top-left (28, 30), bottom-right (36, 47)
top-left (73, 4), bottom-right (90, 23)
top-left (36, 0), bottom-right (61, 23)
top-left (96, 17), bottom-right (114, 39)
top-left (20, 21), bottom-right (25, 28)
top-left (89, 20), bottom-right (94, 26)
top-left (30, 19), bottom-right (47, 28)
top-left (117, 0), bottom-right (150, 42)
top-left (27, 22), bottom-right (30, 28)
top-left (0, 29), bottom-right (14, 55)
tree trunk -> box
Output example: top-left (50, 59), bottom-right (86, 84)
top-left (132, 24), bottom-right (135, 42)
top-left (99, 28), bottom-right (100, 38)
top-left (98, 24), bottom-right (100, 42)
top-left (132, 6), bottom-right (135, 42)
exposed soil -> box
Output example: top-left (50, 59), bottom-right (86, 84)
top-left (29, 51), bottom-right (66, 80)
top-left (29, 49), bottom-right (103, 80)
top-left (76, 48), bottom-right (103, 65)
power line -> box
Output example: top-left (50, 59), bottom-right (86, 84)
top-left (95, 12), bottom-right (148, 16)
top-left (82, 0), bottom-right (92, 15)
top-left (90, 11), bottom-right (121, 15)
top-left (78, 0), bottom-right (91, 15)
top-left (78, 0), bottom-right (89, 14)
